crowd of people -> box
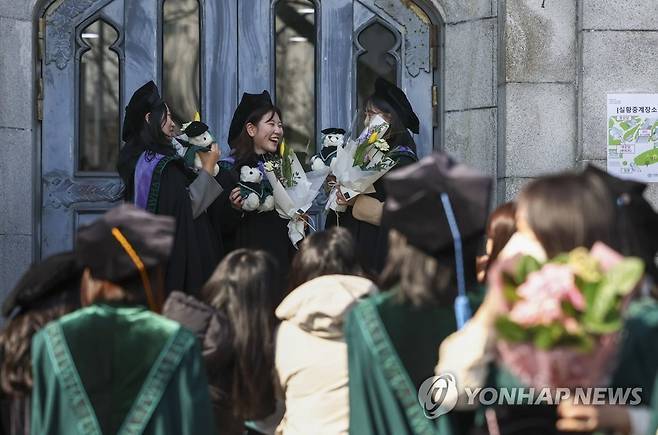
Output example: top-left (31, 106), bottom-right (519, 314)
top-left (0, 78), bottom-right (657, 435)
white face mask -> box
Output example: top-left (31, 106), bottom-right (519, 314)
top-left (498, 231), bottom-right (547, 262)
top-left (367, 114), bottom-right (388, 130)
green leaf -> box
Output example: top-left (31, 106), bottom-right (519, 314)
top-left (495, 316), bottom-right (528, 342)
top-left (502, 276), bottom-right (522, 303)
top-left (532, 323), bottom-right (565, 349)
top-left (513, 256), bottom-right (542, 284)
top-left (586, 258), bottom-right (644, 324)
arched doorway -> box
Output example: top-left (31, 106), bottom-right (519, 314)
top-left (37, 0), bottom-right (442, 258)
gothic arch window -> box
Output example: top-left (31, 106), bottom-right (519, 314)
top-left (355, 18), bottom-right (401, 114)
top-left (274, 0), bottom-right (317, 163)
top-left (163, 0), bottom-right (201, 124)
top-left (78, 18), bottom-right (121, 173)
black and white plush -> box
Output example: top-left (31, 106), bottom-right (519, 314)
top-left (180, 121), bottom-right (219, 176)
top-left (311, 128), bottom-right (345, 171)
top-left (239, 166), bottom-right (274, 212)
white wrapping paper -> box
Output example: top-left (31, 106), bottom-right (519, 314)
top-left (264, 153), bottom-right (330, 246)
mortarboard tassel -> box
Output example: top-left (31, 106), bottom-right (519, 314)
top-left (440, 193), bottom-right (472, 329)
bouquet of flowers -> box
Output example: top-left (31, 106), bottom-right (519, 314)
top-left (264, 140), bottom-right (330, 246)
top-left (326, 115), bottom-right (397, 212)
top-left (491, 242), bottom-right (644, 389)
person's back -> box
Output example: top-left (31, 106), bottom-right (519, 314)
top-left (29, 205), bottom-right (215, 435)
top-left (275, 274), bottom-right (375, 435)
top-left (31, 304), bottom-right (212, 434)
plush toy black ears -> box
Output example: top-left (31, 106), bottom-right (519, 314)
top-left (321, 128), bottom-right (346, 135)
top-left (183, 121), bottom-right (209, 137)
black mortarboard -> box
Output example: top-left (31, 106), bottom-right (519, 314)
top-left (183, 121), bottom-right (209, 138)
top-left (2, 252), bottom-right (82, 317)
top-left (373, 78), bottom-right (420, 134)
top-left (122, 81), bottom-right (163, 141)
top-left (227, 90), bottom-right (273, 147)
top-left (76, 204), bottom-right (175, 285)
top-left (321, 128), bottom-right (346, 135)
top-left (382, 152), bottom-right (492, 257)
top-left (583, 165), bottom-right (658, 280)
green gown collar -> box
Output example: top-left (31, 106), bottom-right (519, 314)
top-left (353, 292), bottom-right (441, 435)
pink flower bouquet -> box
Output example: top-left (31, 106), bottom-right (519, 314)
top-left (491, 242), bottom-right (644, 389)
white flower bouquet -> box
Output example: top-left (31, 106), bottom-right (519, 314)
top-left (264, 141), bottom-right (330, 246)
top-left (326, 115), bottom-right (397, 212)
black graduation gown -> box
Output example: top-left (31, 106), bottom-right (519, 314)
top-left (326, 133), bottom-right (418, 277)
top-left (117, 140), bottom-right (223, 294)
top-left (211, 154), bottom-right (295, 290)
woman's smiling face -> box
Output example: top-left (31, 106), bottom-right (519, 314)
top-left (249, 111), bottom-right (283, 154)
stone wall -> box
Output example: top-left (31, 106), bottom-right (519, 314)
top-left (0, 0), bottom-right (37, 297)
top-left (497, 0), bottom-right (577, 201)
top-left (434, 0), bottom-right (499, 190)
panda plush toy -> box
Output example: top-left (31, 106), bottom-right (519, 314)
top-left (178, 120), bottom-right (220, 177)
top-left (311, 128), bottom-right (345, 171)
top-left (238, 166), bottom-right (275, 212)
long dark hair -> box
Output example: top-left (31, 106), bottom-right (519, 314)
top-left (379, 229), bottom-right (480, 307)
top-left (288, 227), bottom-right (362, 291)
top-left (482, 202), bottom-right (517, 280)
top-left (230, 106), bottom-right (283, 165)
top-left (364, 96), bottom-right (416, 152)
top-left (519, 173), bottom-right (615, 258)
top-left (200, 249), bottom-right (280, 419)
top-left (139, 101), bottom-right (173, 149)
top-left (0, 300), bottom-right (77, 397)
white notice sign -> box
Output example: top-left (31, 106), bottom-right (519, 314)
top-left (607, 93), bottom-right (658, 182)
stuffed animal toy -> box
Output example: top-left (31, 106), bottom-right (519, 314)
top-left (311, 128), bottom-right (345, 171)
top-left (239, 166), bottom-right (275, 212)
top-left (179, 119), bottom-right (220, 176)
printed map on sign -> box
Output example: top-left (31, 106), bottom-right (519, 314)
top-left (607, 94), bottom-right (658, 182)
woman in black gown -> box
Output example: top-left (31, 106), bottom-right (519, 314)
top-left (117, 81), bottom-right (223, 294)
top-left (212, 90), bottom-right (294, 289)
top-left (327, 78), bottom-right (419, 277)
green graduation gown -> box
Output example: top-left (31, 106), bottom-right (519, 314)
top-left (344, 291), bottom-right (465, 435)
top-left (30, 304), bottom-right (215, 435)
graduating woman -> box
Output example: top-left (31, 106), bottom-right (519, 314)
top-left (345, 153), bottom-right (491, 435)
top-left (213, 90), bottom-right (295, 283)
top-left (117, 81), bottom-right (223, 294)
top-left (329, 77), bottom-right (419, 276)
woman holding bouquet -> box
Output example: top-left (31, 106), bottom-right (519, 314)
top-left (435, 169), bottom-right (658, 435)
top-left (213, 90), bottom-right (295, 285)
top-left (329, 77), bottom-right (419, 276)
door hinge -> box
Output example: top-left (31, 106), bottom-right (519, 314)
top-left (38, 17), bottom-right (45, 61)
top-left (36, 17), bottom-right (45, 121)
top-left (430, 24), bottom-right (439, 70)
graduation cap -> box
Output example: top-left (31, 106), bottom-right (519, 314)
top-left (373, 77), bottom-right (420, 134)
top-left (321, 128), bottom-right (346, 135)
top-left (122, 81), bottom-right (163, 141)
top-left (227, 90), bottom-right (274, 147)
top-left (76, 204), bottom-right (175, 310)
top-left (182, 121), bottom-right (209, 138)
top-left (382, 152), bottom-right (492, 328)
top-left (583, 165), bottom-right (658, 280)
top-left (2, 251), bottom-right (82, 318)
